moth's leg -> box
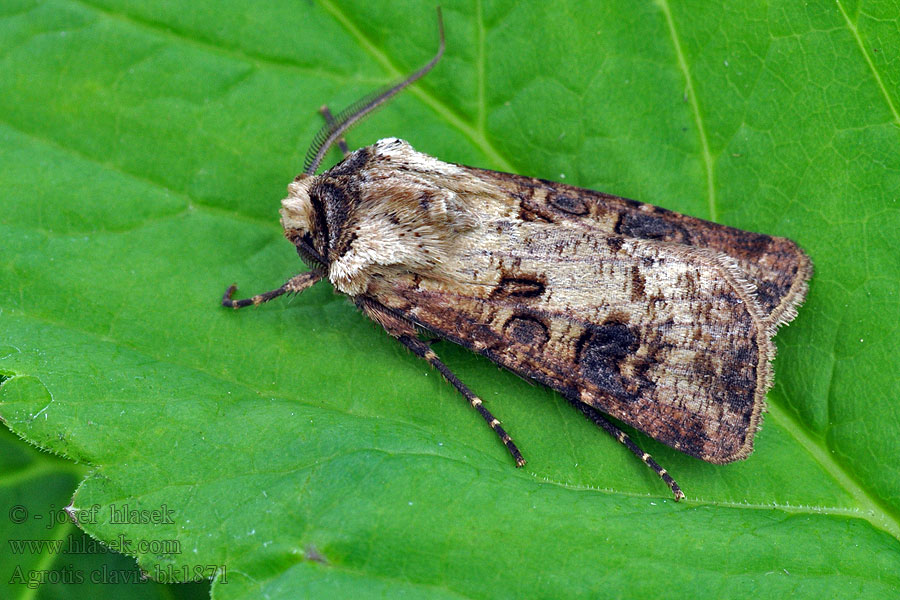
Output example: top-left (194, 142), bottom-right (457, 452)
top-left (222, 271), bottom-right (323, 309)
top-left (398, 335), bottom-right (526, 468)
top-left (569, 399), bottom-right (685, 501)
top-left (319, 105), bottom-right (350, 157)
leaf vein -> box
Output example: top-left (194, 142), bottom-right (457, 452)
top-left (834, 0), bottom-right (900, 127)
top-left (0, 120), bottom-right (277, 232)
top-left (69, 0), bottom-right (383, 84)
top-left (316, 0), bottom-right (514, 172)
top-left (656, 0), bottom-right (717, 221)
top-left (765, 401), bottom-right (900, 539)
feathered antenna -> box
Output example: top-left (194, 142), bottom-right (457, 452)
top-left (302, 7), bottom-right (445, 175)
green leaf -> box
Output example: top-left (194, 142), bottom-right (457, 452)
top-left (0, 425), bottom-right (210, 598)
top-left (2, 0), bottom-right (899, 598)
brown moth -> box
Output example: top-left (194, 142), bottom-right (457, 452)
top-left (223, 10), bottom-right (812, 500)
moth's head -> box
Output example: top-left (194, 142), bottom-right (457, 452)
top-left (280, 144), bottom-right (375, 271)
top-left (279, 9), bottom-right (448, 293)
top-left (280, 172), bottom-right (326, 269)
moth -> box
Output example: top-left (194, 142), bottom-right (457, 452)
top-left (224, 10), bottom-right (812, 500)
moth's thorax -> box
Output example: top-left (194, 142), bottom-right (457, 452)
top-left (281, 138), bottom-right (507, 296)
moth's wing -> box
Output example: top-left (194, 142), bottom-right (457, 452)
top-left (365, 220), bottom-right (772, 464)
top-left (460, 165), bottom-right (812, 329)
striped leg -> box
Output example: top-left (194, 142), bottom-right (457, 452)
top-left (222, 271), bottom-right (323, 309)
top-left (319, 106), bottom-right (350, 157)
top-left (569, 398), bottom-right (685, 501)
top-left (398, 335), bottom-right (526, 468)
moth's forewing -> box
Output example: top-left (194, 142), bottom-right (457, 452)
top-left (461, 166), bottom-right (812, 330)
top-left (366, 223), bottom-right (771, 463)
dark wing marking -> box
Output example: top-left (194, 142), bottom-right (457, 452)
top-left (364, 220), bottom-right (772, 463)
top-left (460, 165), bottom-right (812, 329)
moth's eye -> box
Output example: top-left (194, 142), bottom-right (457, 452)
top-left (305, 190), bottom-right (318, 207)
top-left (295, 233), bottom-right (325, 269)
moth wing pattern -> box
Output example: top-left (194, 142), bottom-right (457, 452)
top-left (365, 218), bottom-right (772, 464)
top-left (462, 165), bottom-right (813, 331)
top-left (290, 138), bottom-right (810, 464)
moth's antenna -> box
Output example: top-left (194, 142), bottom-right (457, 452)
top-left (302, 7), bottom-right (445, 175)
